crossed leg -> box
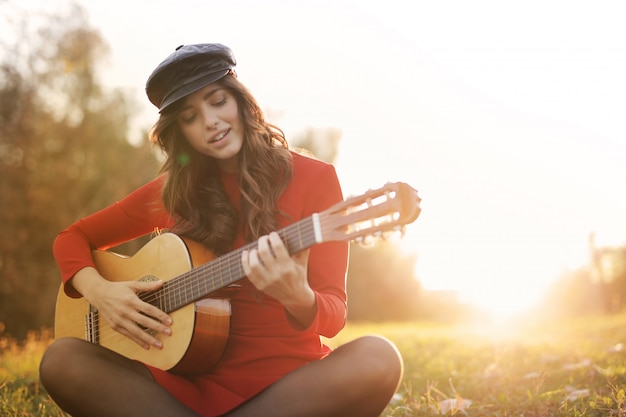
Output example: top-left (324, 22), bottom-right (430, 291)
top-left (227, 335), bottom-right (403, 417)
top-left (39, 337), bottom-right (200, 417)
top-left (40, 335), bottom-right (402, 417)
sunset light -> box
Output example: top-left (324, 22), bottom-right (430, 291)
top-left (5, 1), bottom-right (626, 415)
top-left (11, 0), bottom-right (626, 318)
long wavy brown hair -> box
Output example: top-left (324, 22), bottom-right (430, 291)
top-left (149, 73), bottom-right (293, 255)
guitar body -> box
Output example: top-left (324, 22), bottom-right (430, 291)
top-left (54, 233), bottom-right (232, 374)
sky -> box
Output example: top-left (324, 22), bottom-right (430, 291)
top-left (6, 0), bottom-right (626, 316)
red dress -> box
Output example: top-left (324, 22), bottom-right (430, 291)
top-left (53, 152), bottom-right (349, 416)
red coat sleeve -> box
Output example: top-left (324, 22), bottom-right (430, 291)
top-left (52, 177), bottom-right (172, 297)
top-left (280, 154), bottom-right (349, 338)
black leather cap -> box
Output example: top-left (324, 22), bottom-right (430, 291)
top-left (146, 43), bottom-right (237, 112)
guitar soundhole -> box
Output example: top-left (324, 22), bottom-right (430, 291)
top-left (139, 275), bottom-right (160, 283)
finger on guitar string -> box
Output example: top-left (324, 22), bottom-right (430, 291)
top-left (242, 245), bottom-right (266, 272)
top-left (267, 232), bottom-right (288, 259)
top-left (114, 319), bottom-right (159, 350)
top-left (256, 235), bottom-right (275, 263)
top-left (110, 306), bottom-right (169, 350)
top-left (102, 307), bottom-right (156, 350)
top-left (95, 280), bottom-right (172, 350)
top-left (121, 302), bottom-right (172, 350)
top-left (130, 279), bottom-right (174, 328)
top-left (134, 307), bottom-right (172, 336)
top-left (241, 249), bottom-right (253, 275)
top-left (255, 232), bottom-right (287, 268)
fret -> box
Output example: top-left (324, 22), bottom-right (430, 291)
top-left (226, 255), bottom-right (233, 289)
top-left (175, 280), bottom-right (182, 310)
top-left (155, 289), bottom-right (162, 311)
top-left (218, 256), bottom-right (226, 289)
top-left (145, 216), bottom-right (318, 314)
top-left (184, 273), bottom-right (190, 307)
top-left (296, 222), bottom-right (304, 250)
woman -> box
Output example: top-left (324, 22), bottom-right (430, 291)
top-left (40, 43), bottom-right (403, 417)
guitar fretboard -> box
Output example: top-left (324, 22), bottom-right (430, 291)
top-left (140, 214), bottom-right (322, 313)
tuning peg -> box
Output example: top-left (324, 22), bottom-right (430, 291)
top-left (354, 235), bottom-right (377, 247)
top-left (379, 226), bottom-right (406, 241)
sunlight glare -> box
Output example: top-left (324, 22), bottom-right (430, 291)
top-left (19, 0), bottom-right (625, 323)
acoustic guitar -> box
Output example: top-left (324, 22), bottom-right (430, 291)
top-left (54, 182), bottom-right (421, 374)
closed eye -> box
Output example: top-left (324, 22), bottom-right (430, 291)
top-left (210, 96), bottom-right (227, 107)
top-left (179, 113), bottom-right (197, 124)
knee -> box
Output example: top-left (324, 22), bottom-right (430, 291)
top-left (355, 335), bottom-right (404, 390)
top-left (39, 338), bottom-right (85, 389)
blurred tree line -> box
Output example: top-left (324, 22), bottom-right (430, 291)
top-left (0, 4), bottom-right (159, 338)
top-left (540, 234), bottom-right (626, 318)
top-left (5, 3), bottom-right (623, 341)
top-left (0, 3), bottom-right (445, 340)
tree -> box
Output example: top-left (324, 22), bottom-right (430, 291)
top-left (538, 236), bottom-right (626, 318)
top-left (289, 126), bottom-right (342, 164)
top-left (0, 3), bottom-right (159, 338)
top-left (347, 240), bottom-right (423, 321)
top-left (589, 234), bottom-right (626, 313)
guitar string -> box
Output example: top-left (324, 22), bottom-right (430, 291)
top-left (134, 189), bottom-right (395, 311)
top-left (86, 223), bottom-right (319, 344)
top-left (88, 228), bottom-right (319, 347)
top-left (137, 220), bottom-right (316, 309)
top-left (86, 191), bottom-right (399, 345)
top-left (140, 227), bottom-right (311, 308)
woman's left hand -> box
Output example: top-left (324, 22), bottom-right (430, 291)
top-left (241, 232), bottom-right (316, 326)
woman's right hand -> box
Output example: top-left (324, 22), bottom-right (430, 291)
top-left (69, 267), bottom-right (173, 350)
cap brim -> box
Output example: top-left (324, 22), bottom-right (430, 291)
top-left (159, 69), bottom-right (231, 112)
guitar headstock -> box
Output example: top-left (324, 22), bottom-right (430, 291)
top-left (319, 182), bottom-right (421, 243)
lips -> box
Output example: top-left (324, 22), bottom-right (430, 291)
top-left (209, 128), bottom-right (230, 143)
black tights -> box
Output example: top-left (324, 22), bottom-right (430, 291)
top-left (40, 335), bottom-right (403, 417)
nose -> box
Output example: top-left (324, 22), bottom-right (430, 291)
top-left (208, 117), bottom-right (219, 129)
top-left (202, 107), bottom-right (219, 129)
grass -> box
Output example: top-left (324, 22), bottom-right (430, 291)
top-left (338, 315), bottom-right (626, 416)
top-left (0, 329), bottom-right (67, 417)
top-left (3, 314), bottom-right (626, 416)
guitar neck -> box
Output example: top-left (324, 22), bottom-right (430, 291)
top-left (139, 181), bottom-right (422, 313)
top-left (144, 214), bottom-right (322, 313)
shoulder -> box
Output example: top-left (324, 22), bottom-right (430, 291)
top-left (277, 151), bottom-right (342, 219)
top-left (290, 150), bottom-right (338, 182)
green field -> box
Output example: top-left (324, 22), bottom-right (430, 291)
top-left (3, 315), bottom-right (626, 416)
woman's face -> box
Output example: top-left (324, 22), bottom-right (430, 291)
top-left (176, 83), bottom-right (244, 173)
